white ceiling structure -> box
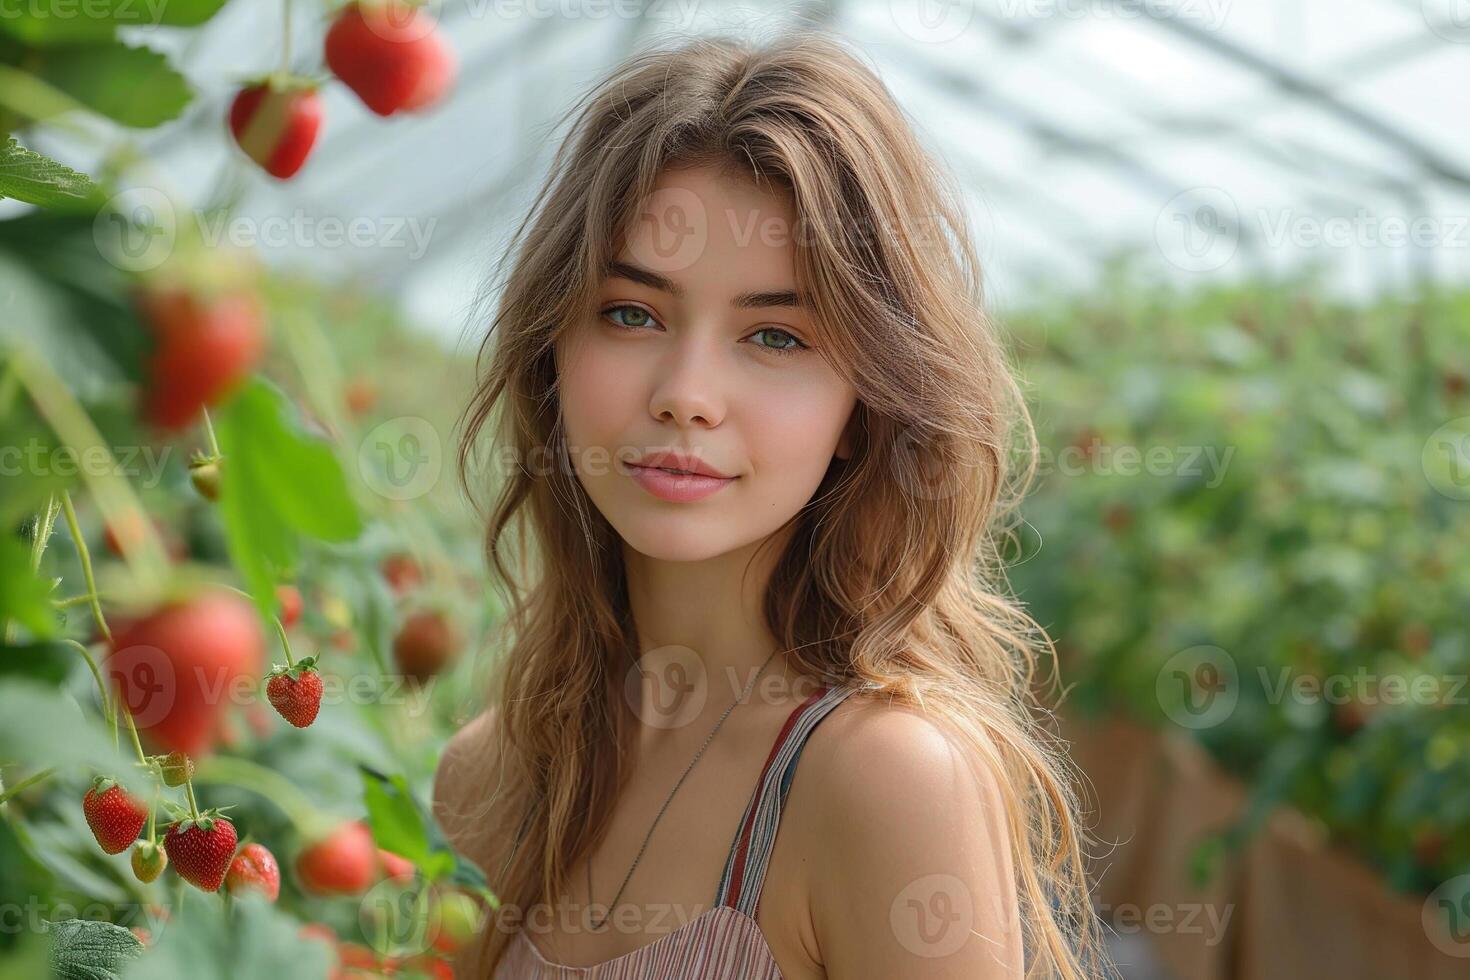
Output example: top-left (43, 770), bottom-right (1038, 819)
top-left (40, 0), bottom-right (1470, 344)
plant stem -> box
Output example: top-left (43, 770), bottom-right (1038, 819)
top-left (184, 779), bottom-right (201, 822)
top-left (201, 406), bottom-right (221, 459)
top-left (279, 0), bottom-right (293, 79)
top-left (62, 639), bottom-right (115, 734)
top-left (11, 344), bottom-right (168, 587)
top-left (29, 494), bottom-right (61, 573)
top-left (0, 767), bottom-right (57, 807)
top-left (222, 584), bottom-right (295, 666)
top-left (120, 699), bottom-right (148, 767)
top-left (60, 490), bottom-right (111, 644)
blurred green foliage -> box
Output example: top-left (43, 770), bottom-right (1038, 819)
top-left (1007, 265), bottom-right (1470, 896)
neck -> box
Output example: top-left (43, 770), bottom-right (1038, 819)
top-left (620, 526), bottom-right (814, 742)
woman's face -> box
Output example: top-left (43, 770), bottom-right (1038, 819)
top-left (555, 164), bottom-right (858, 562)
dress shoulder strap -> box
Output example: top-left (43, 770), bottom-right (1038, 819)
top-left (713, 680), bottom-right (868, 918)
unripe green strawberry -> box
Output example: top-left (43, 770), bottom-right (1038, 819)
top-left (225, 842), bottom-right (281, 902)
top-left (131, 840), bottom-right (168, 883)
top-left (83, 779), bottom-right (148, 855)
top-left (189, 457), bottom-right (221, 501)
top-left (163, 811), bottom-right (238, 892)
top-left (265, 657), bottom-right (324, 728)
top-left (158, 750), bottom-right (194, 787)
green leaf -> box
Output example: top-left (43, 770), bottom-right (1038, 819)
top-left (0, 136), bottom-right (103, 211)
top-left (33, 42), bottom-right (192, 128)
top-left (0, 532), bottom-right (59, 638)
top-left (121, 892), bottom-right (332, 980)
top-left (0, 639), bottom-right (73, 684)
top-left (361, 767), bottom-right (432, 865)
top-left (0, 0), bottom-right (230, 44)
top-left (214, 378), bottom-right (363, 620)
top-left (0, 680), bottom-right (147, 795)
top-left (47, 918), bottom-right (143, 980)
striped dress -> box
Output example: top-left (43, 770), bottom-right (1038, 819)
top-left (493, 681), bottom-right (863, 979)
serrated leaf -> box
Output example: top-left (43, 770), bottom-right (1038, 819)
top-left (33, 42), bottom-right (192, 128)
top-left (0, 136), bottom-right (103, 211)
top-left (47, 917), bottom-right (143, 980)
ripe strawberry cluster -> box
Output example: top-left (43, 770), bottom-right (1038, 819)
top-left (228, 1), bottom-right (457, 180)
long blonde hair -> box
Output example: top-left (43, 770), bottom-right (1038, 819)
top-left (453, 30), bottom-right (1105, 979)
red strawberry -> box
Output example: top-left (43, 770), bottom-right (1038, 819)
top-left (106, 589), bottom-right (266, 758)
top-left (228, 82), bottom-right (324, 180)
top-left (391, 610), bottom-right (458, 682)
top-left (296, 821), bottom-right (377, 896)
top-left (130, 840), bottom-right (168, 883)
top-left (377, 848), bottom-right (415, 882)
top-left (380, 553), bottom-right (421, 595)
top-left (134, 283), bottom-right (268, 430)
top-left (325, 2), bottom-right (457, 117)
top-left (266, 658), bottom-right (324, 728)
top-left (83, 779), bottom-right (148, 854)
top-left (163, 811), bottom-right (238, 892)
top-left (276, 584), bottom-right (304, 629)
top-left (225, 842), bottom-right (281, 901)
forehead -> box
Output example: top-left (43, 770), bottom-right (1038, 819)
top-left (612, 164), bottom-right (802, 300)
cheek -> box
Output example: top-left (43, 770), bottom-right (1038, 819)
top-left (743, 374), bottom-right (853, 475)
top-left (557, 332), bottom-right (631, 443)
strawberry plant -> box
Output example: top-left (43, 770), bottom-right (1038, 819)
top-left (2, 4), bottom-right (484, 975)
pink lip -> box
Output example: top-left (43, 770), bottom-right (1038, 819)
top-left (622, 461), bottom-right (737, 502)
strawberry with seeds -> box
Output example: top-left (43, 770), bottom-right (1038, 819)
top-left (266, 655), bottom-right (324, 728)
top-left (225, 842), bottom-right (282, 902)
top-left (131, 840), bottom-right (168, 883)
top-left (164, 808), bottom-right (239, 892)
top-left (83, 778), bottom-right (149, 855)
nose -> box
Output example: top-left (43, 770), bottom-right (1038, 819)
top-left (648, 333), bottom-right (725, 428)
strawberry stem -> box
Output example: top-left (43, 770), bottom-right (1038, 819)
top-left (61, 639), bottom-right (116, 736)
top-left (59, 491), bottom-right (112, 645)
top-left (222, 584), bottom-right (295, 667)
top-left (279, 0), bottom-right (293, 79)
top-left (184, 778), bottom-right (201, 822)
top-left (201, 407), bottom-right (222, 460)
top-left (120, 699), bottom-right (148, 766)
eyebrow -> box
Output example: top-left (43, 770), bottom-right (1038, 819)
top-left (604, 260), bottom-right (806, 310)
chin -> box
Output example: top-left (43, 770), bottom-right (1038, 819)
top-left (617, 518), bottom-right (748, 563)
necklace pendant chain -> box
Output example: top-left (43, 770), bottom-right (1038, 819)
top-left (585, 647), bottom-right (784, 931)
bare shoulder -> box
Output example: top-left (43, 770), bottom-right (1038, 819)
top-left (431, 709), bottom-right (505, 876)
top-left (796, 691), bottom-right (1024, 979)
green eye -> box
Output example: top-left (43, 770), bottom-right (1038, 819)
top-left (599, 307), bottom-right (809, 359)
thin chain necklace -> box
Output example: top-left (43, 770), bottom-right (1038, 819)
top-left (585, 646), bottom-right (783, 931)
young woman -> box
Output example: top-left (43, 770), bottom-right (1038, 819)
top-left (434, 31), bottom-right (1105, 980)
